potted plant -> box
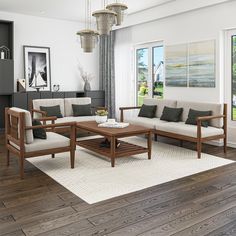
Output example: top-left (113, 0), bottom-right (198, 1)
top-left (95, 110), bottom-right (108, 124)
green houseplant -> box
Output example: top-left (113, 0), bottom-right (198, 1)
top-left (95, 110), bottom-right (108, 124)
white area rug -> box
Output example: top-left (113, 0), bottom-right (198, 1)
top-left (28, 137), bottom-right (234, 204)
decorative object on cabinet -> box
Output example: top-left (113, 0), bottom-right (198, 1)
top-left (77, 63), bottom-right (93, 91)
top-left (17, 79), bottom-right (26, 92)
top-left (0, 45), bottom-right (10, 59)
top-left (23, 46), bottom-right (51, 92)
top-left (53, 84), bottom-right (60, 92)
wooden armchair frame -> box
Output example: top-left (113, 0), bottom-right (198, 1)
top-left (5, 108), bottom-right (76, 179)
top-left (119, 104), bottom-right (227, 159)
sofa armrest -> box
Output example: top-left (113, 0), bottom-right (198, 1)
top-left (119, 106), bottom-right (141, 122)
top-left (196, 115), bottom-right (225, 121)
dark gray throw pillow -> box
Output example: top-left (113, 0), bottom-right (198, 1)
top-left (32, 120), bottom-right (47, 139)
top-left (185, 109), bottom-right (212, 127)
top-left (138, 104), bottom-right (157, 118)
top-left (160, 106), bottom-right (183, 122)
top-left (40, 105), bottom-right (63, 118)
top-left (72, 104), bottom-right (92, 116)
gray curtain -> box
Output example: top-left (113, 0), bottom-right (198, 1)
top-left (99, 31), bottom-right (116, 118)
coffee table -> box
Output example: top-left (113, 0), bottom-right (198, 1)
top-left (76, 121), bottom-right (152, 167)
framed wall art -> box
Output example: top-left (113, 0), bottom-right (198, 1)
top-left (24, 46), bottom-right (51, 91)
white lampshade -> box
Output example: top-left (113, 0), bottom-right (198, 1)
top-left (106, 3), bottom-right (128, 26)
top-left (92, 9), bottom-right (117, 35)
top-left (77, 29), bottom-right (99, 53)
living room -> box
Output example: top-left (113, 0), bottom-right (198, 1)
top-left (1, 0), bottom-right (236, 235)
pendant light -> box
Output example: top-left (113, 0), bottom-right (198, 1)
top-left (106, 1), bottom-right (128, 26)
top-left (92, 0), bottom-right (117, 35)
top-left (77, 0), bottom-right (99, 53)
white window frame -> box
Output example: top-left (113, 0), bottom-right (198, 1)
top-left (134, 41), bottom-right (164, 106)
top-left (225, 29), bottom-right (236, 125)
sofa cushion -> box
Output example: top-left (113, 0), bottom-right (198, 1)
top-left (12, 132), bottom-right (70, 152)
top-left (54, 116), bottom-right (95, 124)
top-left (143, 98), bottom-right (177, 118)
top-left (72, 104), bottom-right (92, 116)
top-left (177, 101), bottom-right (223, 128)
top-left (155, 121), bottom-right (224, 138)
top-left (185, 109), bottom-right (212, 127)
top-left (138, 104), bottom-right (157, 118)
top-left (33, 99), bottom-right (65, 118)
top-left (9, 107), bottom-right (34, 144)
top-left (64, 97), bottom-right (91, 117)
top-left (32, 120), bottom-right (47, 139)
top-left (125, 117), bottom-right (163, 129)
top-left (160, 106), bottom-right (183, 122)
top-left (40, 105), bottom-right (63, 118)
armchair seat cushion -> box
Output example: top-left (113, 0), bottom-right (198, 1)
top-left (155, 121), bottom-right (224, 138)
top-left (12, 132), bottom-right (70, 152)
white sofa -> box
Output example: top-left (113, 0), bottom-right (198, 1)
top-left (32, 97), bottom-right (96, 123)
top-left (120, 98), bottom-right (227, 158)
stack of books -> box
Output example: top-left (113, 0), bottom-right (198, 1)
top-left (98, 122), bottom-right (129, 128)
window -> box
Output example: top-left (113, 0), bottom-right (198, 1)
top-left (136, 43), bottom-right (164, 106)
top-left (137, 48), bottom-right (149, 106)
top-left (153, 46), bottom-right (164, 98)
top-left (232, 35), bottom-right (236, 120)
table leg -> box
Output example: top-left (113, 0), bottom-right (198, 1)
top-left (148, 131), bottom-right (152, 160)
top-left (111, 136), bottom-right (116, 167)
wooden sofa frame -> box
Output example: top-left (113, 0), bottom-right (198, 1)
top-left (5, 108), bottom-right (76, 179)
top-left (120, 104), bottom-right (227, 159)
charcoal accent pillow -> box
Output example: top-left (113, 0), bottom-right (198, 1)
top-left (40, 105), bottom-right (63, 118)
top-left (32, 120), bottom-right (47, 139)
top-left (72, 104), bottom-right (92, 116)
top-left (160, 106), bottom-right (183, 122)
top-left (185, 109), bottom-right (212, 127)
top-left (138, 104), bottom-right (157, 118)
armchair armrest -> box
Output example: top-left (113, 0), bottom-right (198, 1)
top-left (31, 109), bottom-right (47, 117)
top-left (25, 122), bottom-right (76, 130)
top-left (34, 116), bottom-right (57, 122)
top-left (119, 106), bottom-right (141, 122)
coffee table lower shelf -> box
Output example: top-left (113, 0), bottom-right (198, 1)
top-left (77, 138), bottom-right (149, 159)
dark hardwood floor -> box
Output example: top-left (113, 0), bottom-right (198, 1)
top-left (1, 133), bottom-right (236, 236)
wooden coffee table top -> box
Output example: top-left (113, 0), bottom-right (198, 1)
top-left (76, 121), bottom-right (151, 137)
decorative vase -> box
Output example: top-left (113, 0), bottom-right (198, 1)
top-left (95, 115), bottom-right (107, 124)
top-left (84, 81), bottom-right (91, 91)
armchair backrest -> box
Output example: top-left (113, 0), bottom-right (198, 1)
top-left (5, 107), bottom-right (34, 145)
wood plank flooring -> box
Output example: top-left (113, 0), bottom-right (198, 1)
top-left (1, 134), bottom-right (236, 236)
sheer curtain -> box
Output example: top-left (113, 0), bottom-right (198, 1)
top-left (99, 31), bottom-right (116, 118)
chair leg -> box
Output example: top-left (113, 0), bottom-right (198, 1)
top-left (52, 154), bottom-right (55, 158)
top-left (6, 150), bottom-right (10, 166)
top-left (224, 137), bottom-right (227, 154)
top-left (154, 134), bottom-right (157, 142)
top-left (197, 141), bottom-right (202, 159)
top-left (70, 150), bottom-right (75, 169)
top-left (20, 154), bottom-right (24, 179)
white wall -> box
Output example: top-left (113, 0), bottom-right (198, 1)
top-left (0, 11), bottom-right (99, 91)
top-left (115, 1), bottom-right (236, 146)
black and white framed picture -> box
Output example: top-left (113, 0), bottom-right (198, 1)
top-left (24, 46), bottom-right (51, 91)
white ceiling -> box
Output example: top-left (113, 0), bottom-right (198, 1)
top-left (0, 0), bottom-right (175, 22)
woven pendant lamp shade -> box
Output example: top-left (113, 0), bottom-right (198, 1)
top-left (92, 9), bottom-right (117, 35)
top-left (77, 29), bottom-right (99, 53)
top-left (106, 3), bottom-right (128, 26)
